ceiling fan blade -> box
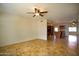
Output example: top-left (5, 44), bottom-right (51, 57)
top-left (38, 9), bottom-right (40, 13)
top-left (40, 11), bottom-right (48, 13)
top-left (27, 12), bottom-right (34, 14)
top-left (40, 14), bottom-right (44, 17)
top-left (35, 8), bottom-right (40, 13)
top-left (33, 15), bottom-right (36, 17)
top-left (35, 8), bottom-right (38, 13)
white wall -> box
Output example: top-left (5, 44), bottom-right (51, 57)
top-left (33, 17), bottom-right (47, 40)
top-left (0, 14), bottom-right (35, 47)
top-left (0, 13), bottom-right (47, 47)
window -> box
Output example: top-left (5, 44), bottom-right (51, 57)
top-left (68, 27), bottom-right (77, 32)
top-left (54, 27), bottom-right (58, 32)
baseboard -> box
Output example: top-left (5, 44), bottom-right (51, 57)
top-left (0, 38), bottom-right (35, 47)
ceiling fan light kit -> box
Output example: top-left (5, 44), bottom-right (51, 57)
top-left (35, 13), bottom-right (39, 16)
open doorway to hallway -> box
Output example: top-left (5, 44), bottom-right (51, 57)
top-left (47, 18), bottom-right (78, 55)
top-left (47, 20), bottom-right (66, 41)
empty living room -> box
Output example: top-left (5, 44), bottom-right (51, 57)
top-left (0, 3), bottom-right (79, 56)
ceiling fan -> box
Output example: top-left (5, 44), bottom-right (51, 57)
top-left (27, 8), bottom-right (48, 17)
top-left (70, 20), bottom-right (78, 26)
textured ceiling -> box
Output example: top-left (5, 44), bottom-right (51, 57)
top-left (0, 3), bottom-right (79, 24)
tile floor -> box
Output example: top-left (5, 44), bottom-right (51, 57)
top-left (0, 38), bottom-right (78, 56)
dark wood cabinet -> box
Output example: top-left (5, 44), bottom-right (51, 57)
top-left (47, 26), bottom-right (54, 36)
top-left (59, 26), bottom-right (65, 38)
